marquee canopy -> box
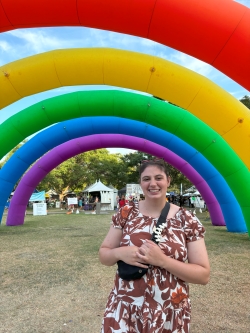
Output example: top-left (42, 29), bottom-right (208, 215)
top-left (83, 180), bottom-right (114, 193)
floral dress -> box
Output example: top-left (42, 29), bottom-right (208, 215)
top-left (101, 202), bottom-right (205, 333)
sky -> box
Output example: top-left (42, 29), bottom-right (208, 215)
top-left (0, 0), bottom-right (249, 155)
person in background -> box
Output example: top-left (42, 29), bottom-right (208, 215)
top-left (78, 196), bottom-right (83, 210)
top-left (99, 159), bottom-right (210, 333)
top-left (179, 195), bottom-right (184, 207)
top-left (118, 195), bottom-right (126, 208)
top-left (92, 196), bottom-right (99, 211)
top-left (116, 195), bottom-right (120, 211)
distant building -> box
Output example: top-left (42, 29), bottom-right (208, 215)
top-left (126, 184), bottom-right (143, 199)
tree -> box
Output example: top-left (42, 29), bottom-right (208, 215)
top-left (0, 140), bottom-right (27, 169)
top-left (121, 151), bottom-right (192, 191)
top-left (239, 95), bottom-right (250, 109)
top-left (37, 167), bottom-right (65, 193)
top-left (35, 149), bottom-right (192, 195)
top-left (37, 149), bottom-right (127, 194)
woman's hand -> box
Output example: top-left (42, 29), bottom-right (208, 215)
top-left (119, 246), bottom-right (149, 268)
top-left (136, 239), bottom-right (166, 267)
top-left (137, 238), bottom-right (210, 285)
top-left (99, 226), bottom-right (148, 268)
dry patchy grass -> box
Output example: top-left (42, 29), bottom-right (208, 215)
top-left (0, 211), bottom-right (250, 333)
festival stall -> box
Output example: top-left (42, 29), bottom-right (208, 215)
top-left (83, 180), bottom-right (114, 210)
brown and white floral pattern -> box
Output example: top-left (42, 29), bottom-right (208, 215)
top-left (101, 202), bottom-right (205, 333)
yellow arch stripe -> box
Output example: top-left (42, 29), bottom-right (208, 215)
top-left (1, 48), bottom-right (250, 167)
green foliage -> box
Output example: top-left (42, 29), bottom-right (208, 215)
top-left (0, 140), bottom-right (27, 169)
top-left (239, 95), bottom-right (250, 109)
top-left (121, 151), bottom-right (192, 190)
top-left (37, 149), bottom-right (127, 193)
top-left (37, 149), bottom-right (192, 194)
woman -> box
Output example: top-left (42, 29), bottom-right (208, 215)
top-left (99, 160), bottom-right (210, 333)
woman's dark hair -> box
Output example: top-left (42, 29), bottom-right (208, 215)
top-left (139, 159), bottom-right (170, 179)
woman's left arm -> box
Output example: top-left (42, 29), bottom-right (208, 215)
top-left (137, 238), bottom-right (210, 285)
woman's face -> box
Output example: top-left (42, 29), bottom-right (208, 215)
top-left (140, 165), bottom-right (170, 200)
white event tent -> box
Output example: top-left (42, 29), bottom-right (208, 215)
top-left (108, 184), bottom-right (118, 208)
top-left (83, 180), bottom-right (114, 210)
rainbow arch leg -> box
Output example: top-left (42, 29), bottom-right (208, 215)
top-left (0, 116), bottom-right (247, 233)
top-left (0, 89), bottom-right (249, 233)
top-left (7, 134), bottom-right (225, 227)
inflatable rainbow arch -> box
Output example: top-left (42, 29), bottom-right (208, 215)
top-left (0, 0), bottom-right (250, 236)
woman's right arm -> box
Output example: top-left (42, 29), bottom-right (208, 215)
top-left (99, 226), bottom-right (123, 266)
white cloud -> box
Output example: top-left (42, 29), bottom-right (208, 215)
top-left (88, 28), bottom-right (159, 53)
top-left (0, 40), bottom-right (11, 52)
top-left (89, 29), bottom-right (137, 48)
top-left (6, 27), bottom-right (154, 55)
top-left (165, 51), bottom-right (213, 77)
top-left (229, 89), bottom-right (249, 99)
top-left (8, 29), bottom-right (70, 53)
top-left (108, 148), bottom-right (136, 155)
top-left (140, 38), bottom-right (157, 47)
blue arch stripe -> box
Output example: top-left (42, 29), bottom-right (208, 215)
top-left (0, 116), bottom-right (246, 233)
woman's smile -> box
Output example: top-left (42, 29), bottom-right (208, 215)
top-left (148, 188), bottom-right (161, 194)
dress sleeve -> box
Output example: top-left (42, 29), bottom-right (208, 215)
top-left (111, 204), bottom-right (133, 229)
top-left (183, 210), bottom-right (206, 243)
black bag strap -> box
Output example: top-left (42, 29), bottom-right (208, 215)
top-left (151, 202), bottom-right (170, 244)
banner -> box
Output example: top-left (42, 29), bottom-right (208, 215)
top-left (29, 190), bottom-right (45, 202)
top-left (33, 203), bottom-right (47, 215)
top-left (55, 201), bottom-right (61, 208)
top-left (67, 197), bottom-right (77, 205)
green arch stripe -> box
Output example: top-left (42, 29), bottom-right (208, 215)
top-left (1, 90), bottom-right (249, 219)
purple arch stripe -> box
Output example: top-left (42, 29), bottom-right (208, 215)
top-left (7, 134), bottom-right (225, 226)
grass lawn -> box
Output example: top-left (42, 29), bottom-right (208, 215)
top-left (0, 210), bottom-right (250, 333)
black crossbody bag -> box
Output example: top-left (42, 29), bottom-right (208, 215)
top-left (117, 202), bottom-right (170, 281)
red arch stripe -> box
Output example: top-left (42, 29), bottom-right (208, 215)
top-left (0, 0), bottom-right (249, 90)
